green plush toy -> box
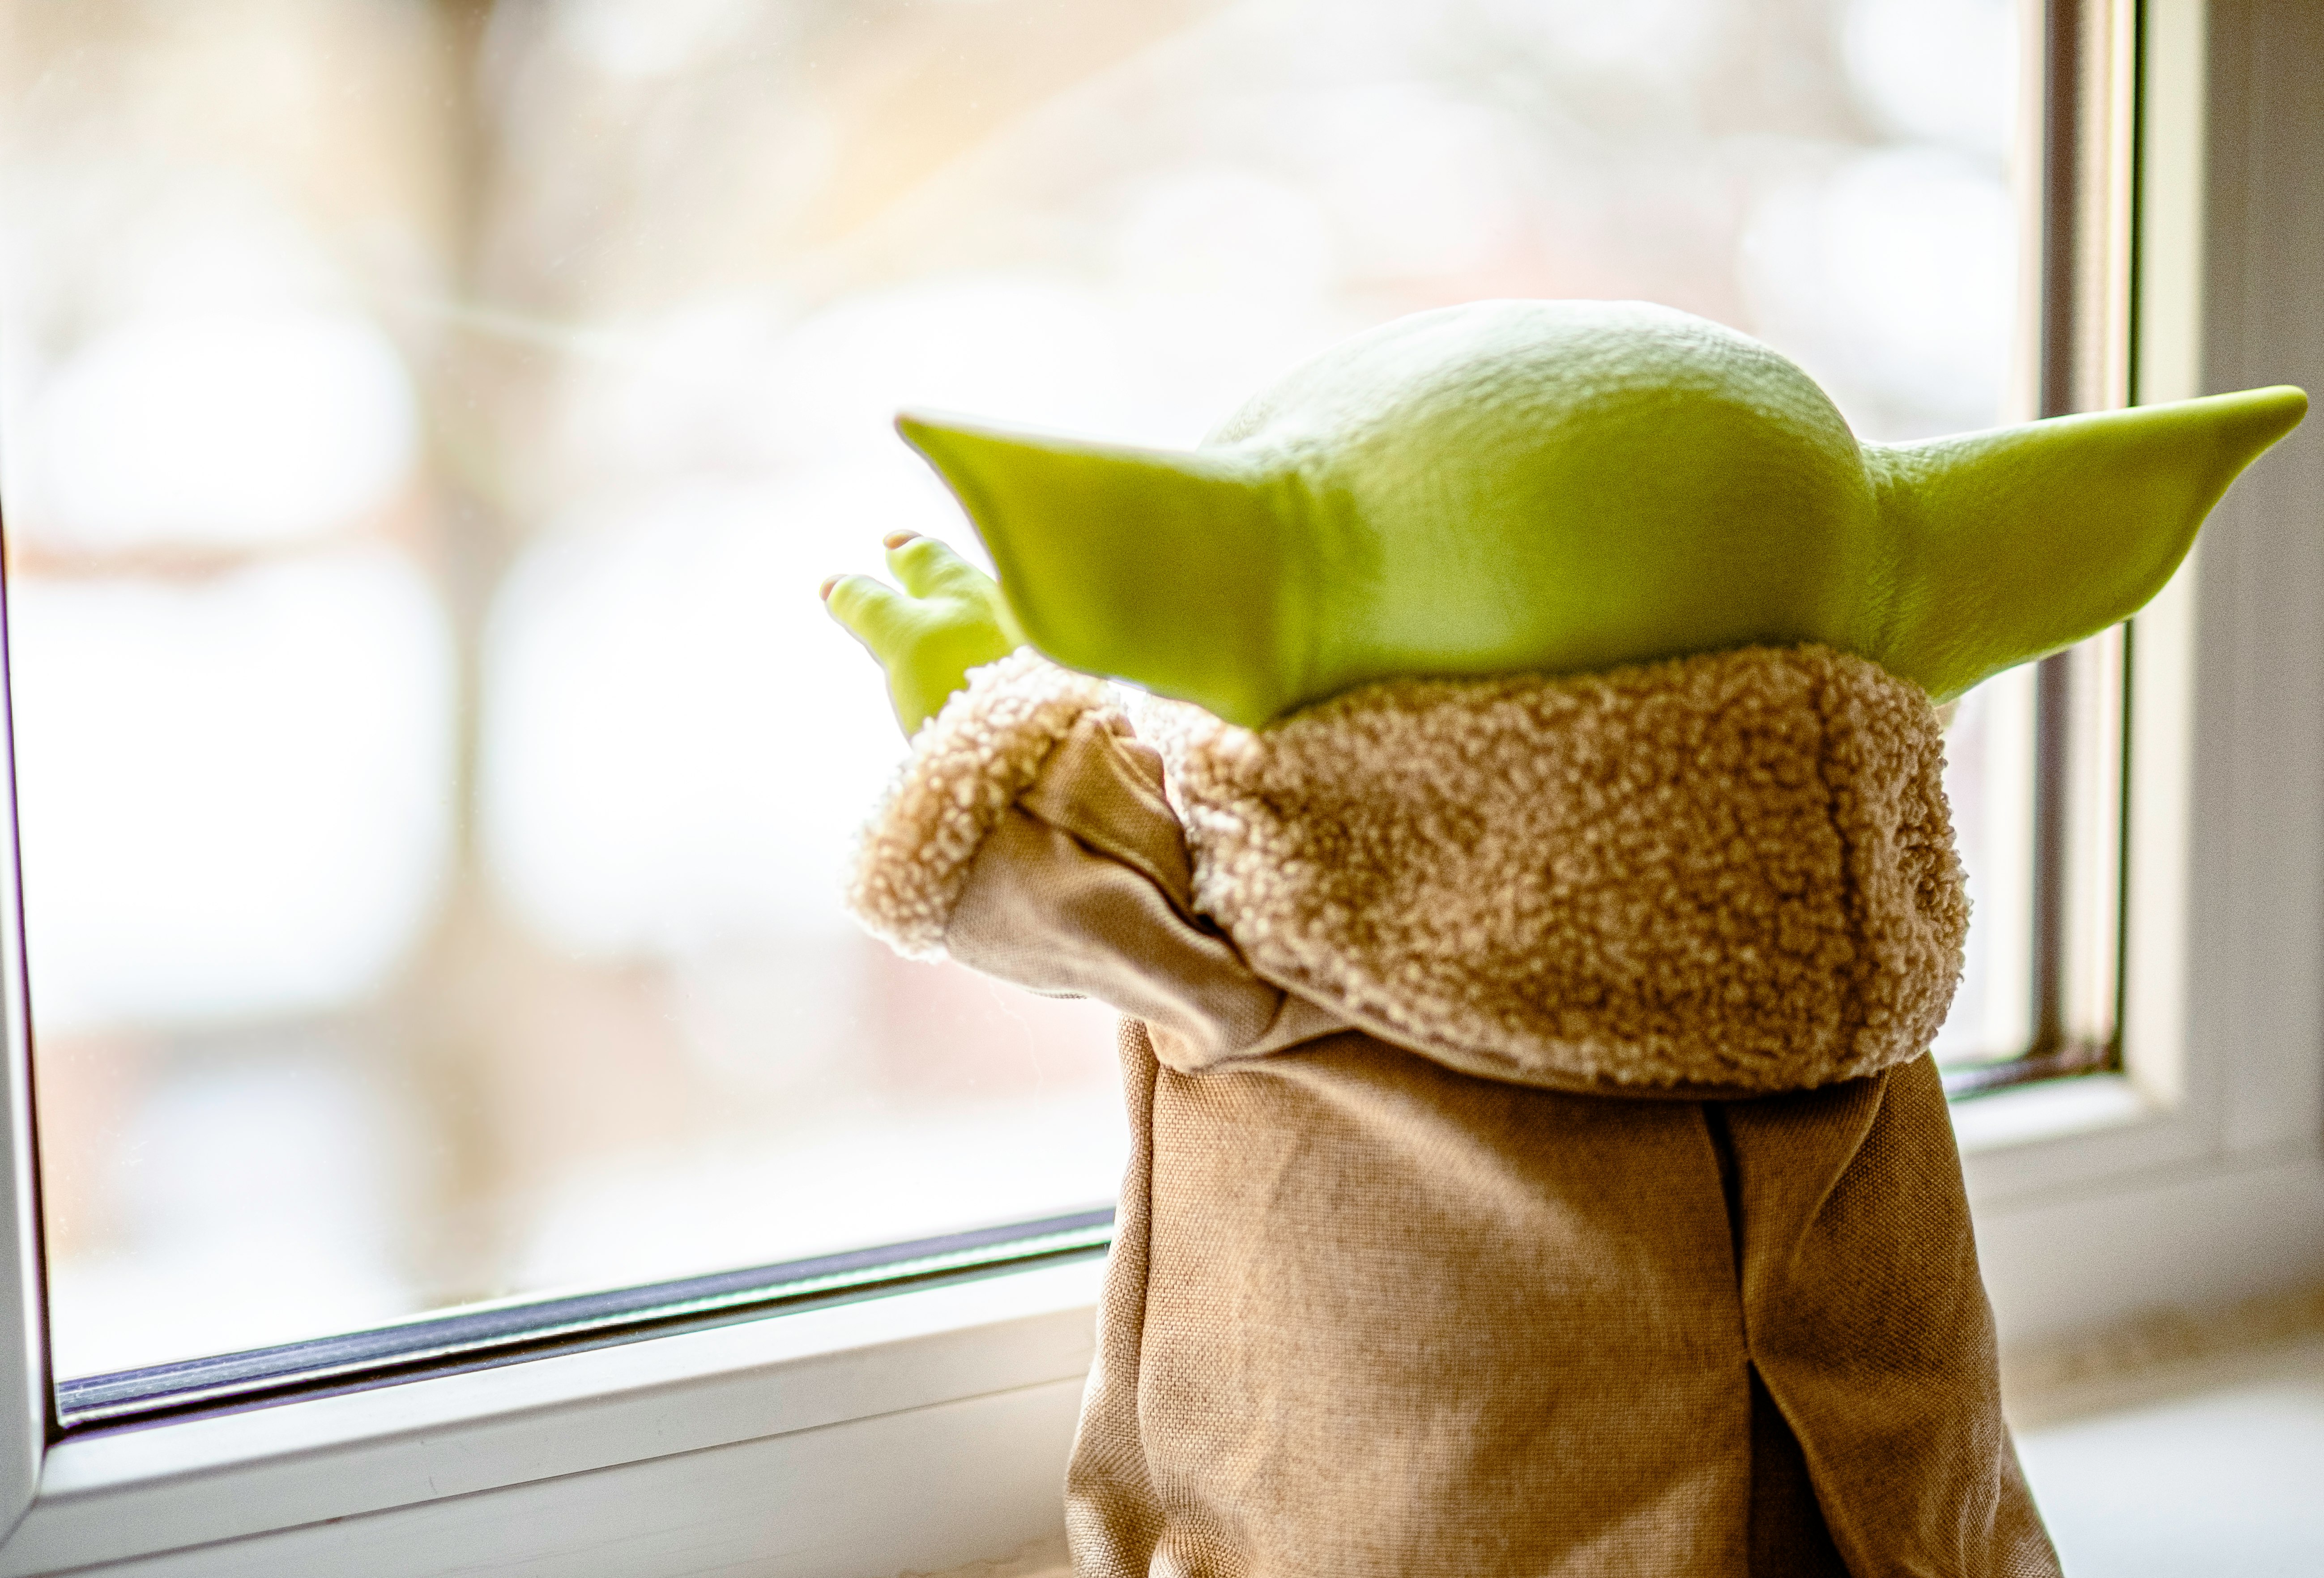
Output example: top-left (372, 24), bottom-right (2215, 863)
top-left (821, 300), bottom-right (2305, 1578)
top-left (826, 299), bottom-right (2303, 732)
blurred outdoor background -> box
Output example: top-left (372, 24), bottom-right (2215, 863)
top-left (0, 0), bottom-right (2030, 1378)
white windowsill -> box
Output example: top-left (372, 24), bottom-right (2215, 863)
top-left (5, 1066), bottom-right (2309, 1576)
top-left (1949, 1072), bottom-right (2154, 1156)
top-left (0, 1071), bottom-right (2183, 1576)
top-left (0, 1255), bottom-right (1107, 1577)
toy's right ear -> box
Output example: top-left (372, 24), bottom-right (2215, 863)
top-left (895, 413), bottom-right (1314, 727)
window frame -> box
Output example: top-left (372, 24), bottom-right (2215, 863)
top-left (3, 0), bottom-right (2321, 1569)
top-left (1951, 0), bottom-right (2324, 1344)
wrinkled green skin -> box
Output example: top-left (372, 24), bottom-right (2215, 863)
top-left (828, 300), bottom-right (2306, 736)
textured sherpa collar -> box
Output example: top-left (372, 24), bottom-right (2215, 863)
top-left (851, 645), bottom-right (1966, 1095)
top-left (848, 647), bottom-right (1126, 961)
top-left (1132, 645), bottom-right (1966, 1093)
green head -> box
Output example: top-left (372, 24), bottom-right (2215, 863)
top-left (900, 300), bottom-right (2306, 725)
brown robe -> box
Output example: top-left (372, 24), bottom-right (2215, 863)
top-left (849, 647), bottom-right (2061, 1578)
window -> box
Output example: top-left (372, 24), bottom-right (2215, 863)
top-left (1, 1), bottom-right (2318, 1572)
top-left (11, 0), bottom-right (2034, 1388)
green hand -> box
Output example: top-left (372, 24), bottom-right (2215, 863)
top-left (822, 531), bottom-right (1026, 736)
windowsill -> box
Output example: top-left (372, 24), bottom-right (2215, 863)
top-left (0, 1072), bottom-right (2199, 1576)
top-left (10, 1068), bottom-right (2313, 1577)
top-left (2012, 1324), bottom-right (2324, 1570)
top-left (10, 1076), bottom-right (2170, 1525)
top-left (1948, 1070), bottom-right (2232, 1214)
top-left (1948, 1072), bottom-right (2154, 1157)
top-left (0, 1256), bottom-right (1107, 1577)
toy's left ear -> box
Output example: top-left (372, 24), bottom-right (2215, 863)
top-left (895, 412), bottom-right (1313, 727)
top-left (1868, 385), bottom-right (2307, 700)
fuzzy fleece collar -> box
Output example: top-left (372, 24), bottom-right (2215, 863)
top-left (852, 645), bottom-right (1966, 1094)
top-left (1133, 645), bottom-right (1965, 1093)
top-left (847, 647), bottom-right (1125, 961)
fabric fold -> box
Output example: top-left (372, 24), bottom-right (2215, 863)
top-left (847, 647), bottom-right (1121, 959)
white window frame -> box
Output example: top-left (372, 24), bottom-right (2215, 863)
top-left (1950, 0), bottom-right (2324, 1343)
top-left (1, 2), bottom-right (2318, 1571)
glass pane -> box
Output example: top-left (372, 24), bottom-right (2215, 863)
top-left (1933, 665), bottom-right (2038, 1064)
top-left (1, 0), bottom-right (2026, 1378)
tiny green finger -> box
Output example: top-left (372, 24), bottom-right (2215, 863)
top-left (886, 535), bottom-right (996, 601)
top-left (824, 574), bottom-right (916, 658)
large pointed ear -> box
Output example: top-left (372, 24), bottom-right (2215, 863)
top-left (895, 412), bottom-right (1314, 727)
top-left (1867, 385), bottom-right (2307, 699)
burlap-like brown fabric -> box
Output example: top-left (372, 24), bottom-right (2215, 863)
top-left (856, 653), bottom-right (2059, 1578)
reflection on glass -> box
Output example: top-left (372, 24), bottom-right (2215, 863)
top-left (0, 0), bottom-right (2025, 1377)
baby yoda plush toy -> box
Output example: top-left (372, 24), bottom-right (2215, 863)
top-left (822, 301), bottom-right (2306, 1578)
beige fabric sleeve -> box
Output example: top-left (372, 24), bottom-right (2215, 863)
top-left (947, 715), bottom-right (1345, 1068)
top-left (844, 651), bottom-right (1340, 1069)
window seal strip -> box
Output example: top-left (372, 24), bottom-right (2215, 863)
top-left (53, 1205), bottom-right (1113, 1436)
